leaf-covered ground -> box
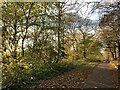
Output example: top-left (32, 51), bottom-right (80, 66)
top-left (23, 63), bottom-right (119, 89)
top-left (25, 63), bottom-right (97, 89)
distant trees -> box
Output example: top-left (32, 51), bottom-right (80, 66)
top-left (63, 12), bottom-right (102, 61)
top-left (99, 1), bottom-right (120, 60)
top-left (99, 29), bottom-right (118, 60)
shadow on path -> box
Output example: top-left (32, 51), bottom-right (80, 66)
top-left (83, 63), bottom-right (118, 88)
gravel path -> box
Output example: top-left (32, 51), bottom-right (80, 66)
top-left (83, 63), bottom-right (118, 88)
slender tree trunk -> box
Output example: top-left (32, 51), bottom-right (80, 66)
top-left (83, 50), bottom-right (86, 59)
top-left (21, 38), bottom-right (25, 57)
top-left (2, 26), bottom-right (7, 52)
top-left (13, 24), bottom-right (17, 59)
top-left (21, 24), bottom-right (28, 57)
top-left (118, 2), bottom-right (120, 61)
top-left (2, 26), bottom-right (7, 61)
top-left (21, 3), bottom-right (34, 57)
top-left (118, 41), bottom-right (120, 60)
top-left (56, 2), bottom-right (62, 63)
top-left (13, 9), bottom-right (18, 59)
top-left (114, 47), bottom-right (117, 60)
top-left (110, 48), bottom-right (114, 60)
top-left (83, 34), bottom-right (86, 59)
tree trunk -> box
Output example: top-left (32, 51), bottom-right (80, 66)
top-left (13, 24), bottom-right (17, 59)
top-left (21, 3), bottom-right (34, 57)
top-left (110, 48), bottom-right (114, 60)
top-left (22, 38), bottom-right (25, 57)
top-left (83, 34), bottom-right (86, 59)
top-left (118, 41), bottom-right (120, 60)
top-left (56, 2), bottom-right (62, 63)
top-left (114, 47), bottom-right (117, 60)
top-left (118, 2), bottom-right (120, 61)
top-left (83, 50), bottom-right (86, 59)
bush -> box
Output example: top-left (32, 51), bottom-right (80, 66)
top-left (2, 59), bottom-right (75, 89)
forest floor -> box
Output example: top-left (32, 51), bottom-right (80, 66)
top-left (23, 62), bottom-right (118, 90)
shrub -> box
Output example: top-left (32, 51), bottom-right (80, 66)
top-left (2, 59), bottom-right (75, 89)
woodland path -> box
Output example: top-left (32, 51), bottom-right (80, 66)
top-left (83, 63), bottom-right (118, 89)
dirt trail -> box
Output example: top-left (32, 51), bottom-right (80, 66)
top-left (83, 63), bottom-right (118, 88)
